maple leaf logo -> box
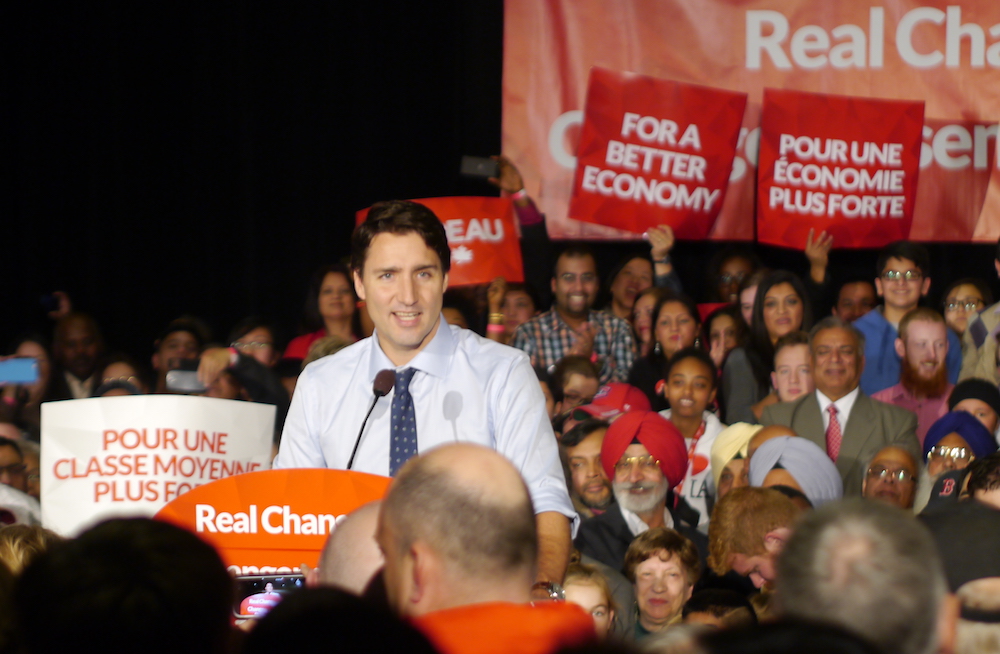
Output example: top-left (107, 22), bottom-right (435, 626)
top-left (452, 245), bottom-right (474, 264)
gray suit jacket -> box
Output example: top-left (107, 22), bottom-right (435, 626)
top-left (760, 391), bottom-right (920, 496)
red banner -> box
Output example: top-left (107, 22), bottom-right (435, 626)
top-left (568, 67), bottom-right (747, 238)
top-left (155, 469), bottom-right (390, 575)
top-left (757, 89), bottom-right (924, 249)
top-left (503, 0), bottom-right (1000, 243)
top-left (355, 197), bottom-right (523, 287)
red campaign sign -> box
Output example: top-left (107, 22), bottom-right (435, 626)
top-left (354, 197), bottom-right (524, 287)
top-left (566, 67), bottom-right (747, 238)
top-left (757, 89), bottom-right (924, 249)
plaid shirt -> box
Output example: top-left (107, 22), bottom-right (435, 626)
top-left (510, 308), bottom-right (636, 384)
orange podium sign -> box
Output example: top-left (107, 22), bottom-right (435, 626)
top-left (154, 468), bottom-right (391, 575)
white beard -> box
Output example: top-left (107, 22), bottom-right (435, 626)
top-left (614, 478), bottom-right (668, 514)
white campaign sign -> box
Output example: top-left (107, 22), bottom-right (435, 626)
top-left (41, 395), bottom-right (274, 535)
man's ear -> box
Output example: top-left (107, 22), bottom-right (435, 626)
top-left (408, 540), bottom-right (436, 607)
top-left (994, 259), bottom-right (1000, 280)
top-left (875, 277), bottom-right (884, 298)
top-left (764, 527), bottom-right (792, 555)
top-left (921, 276), bottom-right (932, 298)
top-left (551, 276), bottom-right (557, 296)
top-left (353, 269), bottom-right (366, 302)
top-left (894, 337), bottom-right (905, 359)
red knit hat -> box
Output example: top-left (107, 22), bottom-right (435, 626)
top-left (600, 411), bottom-right (688, 487)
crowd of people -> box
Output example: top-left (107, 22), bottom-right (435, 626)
top-left (2, 155), bottom-right (1000, 654)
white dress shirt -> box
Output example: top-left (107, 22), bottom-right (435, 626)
top-left (274, 321), bottom-right (575, 520)
top-left (817, 386), bottom-right (861, 430)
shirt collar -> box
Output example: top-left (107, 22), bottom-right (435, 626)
top-left (816, 385), bottom-right (860, 418)
top-left (365, 314), bottom-right (455, 382)
top-left (618, 502), bottom-right (674, 538)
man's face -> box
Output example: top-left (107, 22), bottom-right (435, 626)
top-left (862, 447), bottom-right (918, 509)
top-left (153, 330), bottom-right (201, 373)
top-left (612, 443), bottom-right (668, 515)
top-left (354, 232), bottom-right (448, 367)
top-left (730, 552), bottom-right (777, 589)
top-left (718, 256), bottom-right (753, 303)
top-left (771, 344), bottom-right (813, 403)
top-left (811, 327), bottom-right (863, 401)
top-left (501, 290), bottom-right (536, 335)
top-left (832, 282), bottom-right (877, 322)
top-left (233, 327), bottom-right (277, 367)
top-left (897, 319), bottom-right (948, 383)
top-left (559, 373), bottom-right (600, 413)
top-left (566, 429), bottom-right (612, 510)
top-left (634, 551), bottom-right (693, 628)
top-left (609, 258), bottom-right (653, 311)
top-left (551, 254), bottom-right (598, 319)
top-left (0, 445), bottom-right (27, 493)
top-left (875, 257), bottom-right (930, 312)
top-left (55, 317), bottom-right (101, 380)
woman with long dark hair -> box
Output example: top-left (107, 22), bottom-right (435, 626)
top-left (721, 270), bottom-right (812, 424)
top-left (284, 263), bottom-right (361, 360)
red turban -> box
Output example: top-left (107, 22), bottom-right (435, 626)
top-left (600, 411), bottom-right (688, 488)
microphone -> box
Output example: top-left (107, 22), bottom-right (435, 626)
top-left (347, 369), bottom-right (395, 470)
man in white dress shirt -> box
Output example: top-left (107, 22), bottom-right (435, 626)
top-left (275, 200), bottom-right (574, 589)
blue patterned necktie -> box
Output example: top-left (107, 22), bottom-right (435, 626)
top-left (389, 367), bottom-right (418, 475)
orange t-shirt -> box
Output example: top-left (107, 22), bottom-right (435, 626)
top-left (415, 601), bottom-right (596, 654)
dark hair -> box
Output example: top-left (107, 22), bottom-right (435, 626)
top-left (154, 316), bottom-right (211, 352)
top-left (699, 618), bottom-right (884, 654)
top-left (301, 263), bottom-right (360, 336)
top-left (503, 282), bottom-right (541, 316)
top-left (245, 587), bottom-right (438, 654)
top-left (442, 289), bottom-right (477, 330)
top-left (876, 241), bottom-right (930, 278)
top-left (746, 271), bottom-right (813, 392)
top-left (551, 356), bottom-right (600, 403)
top-left (967, 452), bottom-right (1000, 494)
top-left (652, 293), bottom-right (702, 337)
top-left (15, 518), bottom-right (233, 654)
top-left (0, 438), bottom-right (22, 460)
top-left (708, 246), bottom-right (763, 300)
top-left (228, 317), bottom-right (281, 350)
top-left (701, 304), bottom-right (748, 351)
top-left (93, 352), bottom-right (151, 396)
top-left (665, 347), bottom-right (718, 390)
top-left (351, 200), bottom-right (451, 273)
top-left (559, 418), bottom-right (610, 448)
top-left (601, 253), bottom-right (653, 307)
top-left (6, 333), bottom-right (51, 358)
top-left (552, 243), bottom-right (597, 278)
top-left (941, 277), bottom-right (994, 309)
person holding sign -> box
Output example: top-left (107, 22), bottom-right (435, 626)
top-left (275, 200), bottom-right (574, 592)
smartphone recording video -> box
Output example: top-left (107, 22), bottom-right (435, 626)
top-left (233, 574), bottom-right (304, 619)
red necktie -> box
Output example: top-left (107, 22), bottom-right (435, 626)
top-left (826, 404), bottom-right (842, 461)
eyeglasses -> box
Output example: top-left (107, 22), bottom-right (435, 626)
top-left (927, 445), bottom-right (973, 463)
top-left (0, 463), bottom-right (26, 477)
top-left (865, 465), bottom-right (915, 483)
top-left (717, 272), bottom-right (747, 285)
top-left (232, 341), bottom-right (274, 352)
top-left (881, 270), bottom-right (922, 283)
top-left (944, 300), bottom-right (983, 313)
top-left (614, 455), bottom-right (661, 475)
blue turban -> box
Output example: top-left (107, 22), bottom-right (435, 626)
top-left (748, 436), bottom-right (843, 508)
top-left (923, 411), bottom-right (997, 461)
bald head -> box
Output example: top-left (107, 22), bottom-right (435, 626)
top-left (378, 444), bottom-right (537, 614)
top-left (748, 425), bottom-right (798, 461)
top-left (317, 502), bottom-right (383, 594)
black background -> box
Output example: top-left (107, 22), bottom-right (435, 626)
top-left (3, 2), bottom-right (995, 360)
